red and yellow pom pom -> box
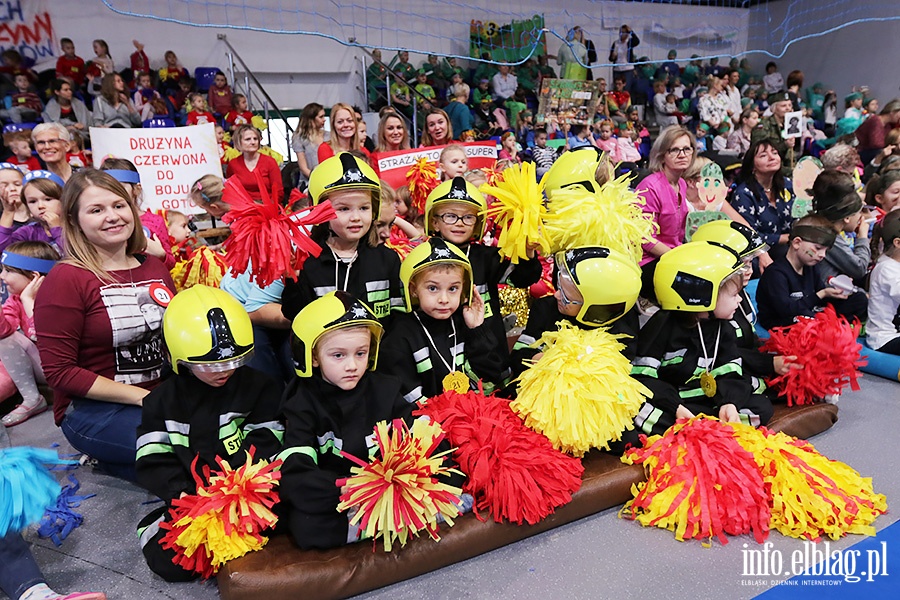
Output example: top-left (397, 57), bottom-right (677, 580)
top-left (543, 172), bottom-right (656, 263)
top-left (159, 453), bottom-right (281, 579)
top-left (223, 174), bottom-right (336, 287)
top-left (761, 306), bottom-right (865, 405)
top-left (479, 162), bottom-right (550, 264)
top-left (511, 322), bottom-right (649, 456)
top-left (621, 417), bottom-right (771, 546)
top-left (170, 246), bottom-right (228, 292)
top-left (729, 423), bottom-right (886, 541)
top-left (336, 418), bottom-right (462, 552)
top-left (406, 157), bottom-right (440, 215)
top-left (416, 389), bottom-right (583, 525)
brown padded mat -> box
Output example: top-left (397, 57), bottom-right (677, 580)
top-left (219, 402), bottom-right (839, 600)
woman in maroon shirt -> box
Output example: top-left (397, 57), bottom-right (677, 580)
top-left (34, 169), bottom-right (175, 481)
top-left (225, 124), bottom-right (284, 202)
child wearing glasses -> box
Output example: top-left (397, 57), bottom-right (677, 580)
top-left (423, 177), bottom-right (542, 387)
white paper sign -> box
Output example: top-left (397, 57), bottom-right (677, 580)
top-left (783, 110), bottom-right (803, 139)
top-left (90, 124), bottom-right (221, 213)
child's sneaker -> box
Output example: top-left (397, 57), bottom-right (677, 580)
top-left (1, 397), bottom-right (48, 427)
top-left (58, 593), bottom-right (108, 600)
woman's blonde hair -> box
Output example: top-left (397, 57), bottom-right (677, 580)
top-left (60, 169), bottom-right (147, 282)
top-left (328, 103), bottom-right (360, 155)
top-left (99, 73), bottom-right (121, 106)
top-left (232, 124), bottom-right (262, 153)
top-left (374, 113), bottom-right (410, 153)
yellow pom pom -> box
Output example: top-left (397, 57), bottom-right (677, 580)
top-left (729, 423), bottom-right (887, 540)
top-left (258, 145), bottom-right (283, 165)
top-left (250, 115), bottom-right (269, 131)
top-left (544, 172), bottom-right (656, 263)
top-left (222, 146), bottom-right (241, 163)
top-left (480, 162), bottom-right (550, 263)
top-left (511, 322), bottom-right (650, 456)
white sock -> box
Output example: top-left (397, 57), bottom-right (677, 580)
top-left (19, 583), bottom-right (61, 600)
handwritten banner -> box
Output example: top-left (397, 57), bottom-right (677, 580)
top-left (536, 79), bottom-right (604, 126)
top-left (375, 141), bottom-right (497, 190)
top-left (0, 0), bottom-right (56, 70)
top-left (90, 123), bottom-right (221, 214)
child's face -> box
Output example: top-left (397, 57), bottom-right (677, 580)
top-left (713, 283), bottom-right (743, 320)
top-left (842, 210), bottom-right (863, 233)
top-left (876, 181), bottom-right (900, 211)
top-left (214, 74), bottom-right (227, 88)
top-left (0, 171), bottom-right (23, 204)
top-left (193, 96), bottom-right (208, 111)
top-left (190, 367), bottom-right (236, 387)
top-left (535, 133), bottom-right (547, 148)
top-left (411, 266), bottom-right (464, 319)
top-left (793, 239), bottom-right (829, 266)
top-left (0, 266), bottom-right (33, 296)
top-left (599, 126), bottom-right (612, 140)
top-left (215, 125), bottom-right (225, 142)
top-left (166, 52), bottom-right (178, 66)
top-left (168, 216), bottom-right (191, 244)
top-left (237, 96), bottom-right (248, 111)
top-left (138, 75), bottom-right (151, 89)
top-left (440, 150), bottom-right (468, 180)
top-left (431, 201), bottom-right (476, 245)
top-left (61, 41), bottom-right (75, 56)
top-left (313, 327), bottom-right (371, 390)
top-left (14, 75), bottom-right (28, 91)
top-left (696, 127), bottom-right (707, 139)
top-left (374, 200), bottom-right (396, 245)
top-left (357, 120), bottom-right (367, 142)
top-left (93, 41), bottom-right (105, 56)
top-left (393, 195), bottom-right (408, 217)
top-left (852, 97), bottom-right (863, 109)
top-left (9, 140), bottom-right (30, 159)
top-left (24, 185), bottom-right (62, 222)
top-left (328, 189), bottom-right (373, 245)
top-left (179, 81), bottom-right (191, 93)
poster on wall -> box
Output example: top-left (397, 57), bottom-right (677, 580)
top-left (90, 123), bottom-right (221, 214)
top-left (469, 15), bottom-right (545, 63)
top-left (0, 0), bottom-right (57, 70)
top-left (535, 79), bottom-right (604, 126)
top-left (374, 141), bottom-right (497, 190)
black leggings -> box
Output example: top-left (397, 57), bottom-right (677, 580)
top-left (875, 336), bottom-right (900, 356)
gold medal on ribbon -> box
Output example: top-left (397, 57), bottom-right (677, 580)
top-left (442, 371), bottom-right (470, 393)
top-left (700, 371), bottom-right (717, 397)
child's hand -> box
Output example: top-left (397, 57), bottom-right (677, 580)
top-left (758, 251), bottom-right (773, 272)
top-left (42, 210), bottom-right (61, 229)
top-left (462, 290), bottom-right (486, 329)
top-left (818, 286), bottom-right (848, 300)
top-left (675, 404), bottom-right (695, 420)
top-left (718, 403), bottom-right (741, 423)
top-left (132, 39), bottom-right (144, 52)
top-left (21, 274), bottom-right (43, 302)
top-left (773, 355), bottom-right (802, 376)
top-left (0, 187), bottom-right (21, 212)
top-left (143, 233), bottom-right (166, 259)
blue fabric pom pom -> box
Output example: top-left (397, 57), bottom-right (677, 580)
top-left (0, 447), bottom-right (74, 537)
top-left (38, 473), bottom-right (95, 546)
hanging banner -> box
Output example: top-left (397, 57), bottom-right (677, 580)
top-left (0, 0), bottom-right (57, 69)
top-left (536, 78), bottom-right (604, 126)
top-left (374, 141), bottom-right (497, 190)
top-left (90, 123), bottom-right (221, 213)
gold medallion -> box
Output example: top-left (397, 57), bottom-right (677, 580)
top-left (442, 371), bottom-right (470, 393)
top-left (700, 371), bottom-right (717, 397)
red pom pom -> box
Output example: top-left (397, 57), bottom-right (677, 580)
top-left (405, 158), bottom-right (440, 215)
top-left (415, 389), bottom-right (583, 525)
top-left (761, 305), bottom-right (866, 406)
top-left (222, 174), bottom-right (335, 287)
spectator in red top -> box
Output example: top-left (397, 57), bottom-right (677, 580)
top-left (223, 93), bottom-right (253, 130)
top-left (857, 99), bottom-right (900, 164)
top-left (185, 93), bottom-right (215, 126)
top-left (318, 102), bottom-right (365, 163)
top-left (1, 74), bottom-right (42, 123)
top-left (3, 131), bottom-right (40, 171)
top-left (55, 38), bottom-right (86, 87)
top-left (34, 169), bottom-right (175, 481)
top-left (226, 124), bottom-right (284, 202)
top-left (129, 40), bottom-right (150, 85)
top-left (158, 50), bottom-right (189, 93)
top-left (207, 71), bottom-right (233, 115)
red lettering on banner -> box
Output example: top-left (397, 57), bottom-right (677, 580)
top-left (128, 137), bottom-right (194, 151)
top-left (0, 12), bottom-right (52, 45)
top-left (134, 153), bottom-right (208, 167)
top-left (161, 198), bottom-right (197, 210)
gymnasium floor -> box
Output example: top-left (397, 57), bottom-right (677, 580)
top-left (2, 374), bottom-right (898, 600)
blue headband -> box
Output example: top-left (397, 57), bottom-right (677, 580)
top-left (104, 169), bottom-right (141, 184)
top-left (0, 162), bottom-right (22, 173)
top-left (23, 170), bottom-right (65, 188)
top-left (1, 251), bottom-right (56, 274)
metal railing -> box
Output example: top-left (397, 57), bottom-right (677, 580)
top-left (218, 33), bottom-right (294, 160)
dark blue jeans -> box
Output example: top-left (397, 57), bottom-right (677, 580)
top-left (0, 531), bottom-right (44, 599)
top-left (61, 398), bottom-right (141, 482)
top-left (248, 325), bottom-right (294, 384)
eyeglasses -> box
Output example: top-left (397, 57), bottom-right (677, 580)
top-left (435, 213), bottom-right (478, 226)
top-left (35, 138), bottom-right (65, 148)
top-left (666, 146), bottom-right (694, 156)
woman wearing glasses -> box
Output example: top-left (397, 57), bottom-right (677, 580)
top-left (31, 123), bottom-right (76, 183)
top-left (637, 126), bottom-right (696, 299)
